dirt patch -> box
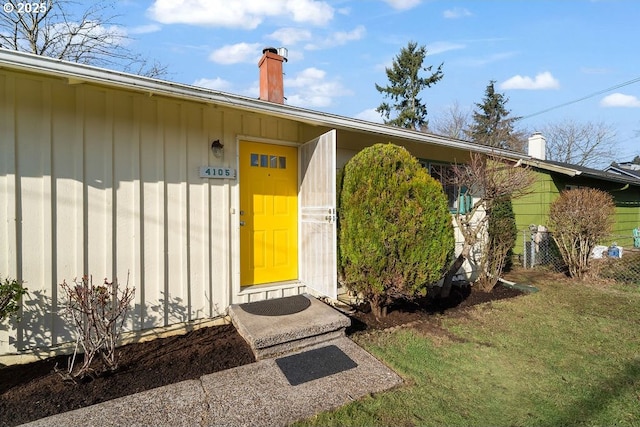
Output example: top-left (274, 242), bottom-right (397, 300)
top-left (0, 324), bottom-right (255, 427)
top-left (0, 283), bottom-right (524, 427)
top-left (346, 282), bottom-right (523, 333)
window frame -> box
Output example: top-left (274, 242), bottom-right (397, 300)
top-left (418, 159), bottom-right (470, 214)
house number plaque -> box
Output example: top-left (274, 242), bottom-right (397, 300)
top-left (199, 167), bottom-right (237, 179)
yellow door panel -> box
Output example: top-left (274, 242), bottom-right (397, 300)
top-left (240, 141), bottom-right (298, 286)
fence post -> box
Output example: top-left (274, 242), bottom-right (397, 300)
top-left (522, 229), bottom-right (527, 268)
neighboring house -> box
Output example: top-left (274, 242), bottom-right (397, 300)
top-left (604, 161), bottom-right (640, 181)
top-left (0, 48), bottom-right (521, 359)
top-left (513, 133), bottom-right (640, 256)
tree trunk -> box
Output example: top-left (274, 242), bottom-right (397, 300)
top-left (370, 296), bottom-right (388, 319)
top-left (439, 253), bottom-right (466, 298)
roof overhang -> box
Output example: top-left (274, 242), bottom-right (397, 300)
top-left (0, 48), bottom-right (520, 158)
top-left (604, 165), bottom-right (640, 180)
top-left (522, 159), bottom-right (640, 188)
top-left (520, 159), bottom-right (581, 177)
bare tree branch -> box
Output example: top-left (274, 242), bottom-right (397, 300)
top-left (541, 119), bottom-right (618, 168)
top-left (439, 152), bottom-right (536, 296)
top-left (428, 101), bottom-right (472, 139)
top-left (0, 0), bottom-right (167, 77)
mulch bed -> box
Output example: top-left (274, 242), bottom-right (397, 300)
top-left (346, 282), bottom-right (522, 332)
top-left (0, 283), bottom-right (524, 427)
top-left (0, 324), bottom-right (255, 427)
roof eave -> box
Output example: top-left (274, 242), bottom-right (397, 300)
top-left (521, 159), bottom-right (581, 177)
top-left (0, 49), bottom-right (520, 157)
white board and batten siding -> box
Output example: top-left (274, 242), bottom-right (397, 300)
top-left (0, 70), bottom-right (303, 356)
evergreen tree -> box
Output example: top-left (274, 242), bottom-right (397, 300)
top-left (339, 144), bottom-right (453, 317)
top-left (375, 41), bottom-right (443, 131)
top-left (465, 81), bottom-right (522, 150)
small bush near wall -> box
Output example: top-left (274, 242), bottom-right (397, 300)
top-left (57, 275), bottom-right (135, 381)
top-left (548, 188), bottom-right (615, 279)
top-left (0, 277), bottom-right (27, 321)
top-left (338, 143), bottom-right (454, 318)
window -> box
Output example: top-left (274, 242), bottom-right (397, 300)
top-left (419, 160), bottom-right (469, 213)
top-left (250, 152), bottom-right (287, 169)
top-left (564, 185), bottom-right (586, 191)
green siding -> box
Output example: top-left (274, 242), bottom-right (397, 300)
top-left (512, 171), bottom-right (560, 255)
top-left (512, 169), bottom-right (640, 254)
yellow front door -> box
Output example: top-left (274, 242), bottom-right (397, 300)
top-left (240, 141), bottom-right (298, 286)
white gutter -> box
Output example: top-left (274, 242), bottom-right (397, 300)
top-left (0, 49), bottom-right (519, 158)
top-left (520, 159), bottom-right (581, 177)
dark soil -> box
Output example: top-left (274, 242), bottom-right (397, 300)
top-left (0, 325), bottom-right (255, 427)
top-left (0, 283), bottom-right (524, 427)
top-left (346, 281), bottom-right (523, 333)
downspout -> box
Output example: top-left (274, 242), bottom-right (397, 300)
top-left (497, 277), bottom-right (539, 293)
top-left (612, 184), bottom-right (630, 191)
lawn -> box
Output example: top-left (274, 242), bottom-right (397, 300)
top-left (296, 270), bottom-right (640, 426)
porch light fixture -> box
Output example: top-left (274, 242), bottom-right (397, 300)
top-left (211, 139), bottom-right (224, 158)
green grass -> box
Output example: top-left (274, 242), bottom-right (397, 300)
top-left (296, 272), bottom-right (640, 427)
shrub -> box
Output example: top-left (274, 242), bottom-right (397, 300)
top-left (339, 143), bottom-right (454, 317)
top-left (548, 188), bottom-right (615, 279)
top-left (0, 277), bottom-right (27, 321)
top-left (58, 274), bottom-right (134, 381)
top-left (476, 197), bottom-right (517, 290)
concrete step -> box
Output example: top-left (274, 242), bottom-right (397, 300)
top-left (228, 294), bottom-right (351, 360)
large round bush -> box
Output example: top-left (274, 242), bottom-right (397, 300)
top-left (338, 143), bottom-right (454, 317)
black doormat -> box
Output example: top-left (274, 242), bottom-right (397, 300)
top-left (239, 295), bottom-right (311, 316)
top-left (276, 345), bottom-right (358, 386)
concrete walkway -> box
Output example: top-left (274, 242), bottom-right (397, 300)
top-left (21, 337), bottom-right (402, 427)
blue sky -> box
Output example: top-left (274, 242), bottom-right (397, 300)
top-left (106, 1), bottom-right (638, 162)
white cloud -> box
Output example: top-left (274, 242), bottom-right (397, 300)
top-left (285, 67), bottom-right (352, 107)
top-left (600, 93), bottom-right (640, 107)
top-left (354, 108), bottom-right (384, 123)
top-left (147, 0), bottom-right (334, 30)
top-left (193, 77), bottom-right (233, 91)
top-left (305, 25), bottom-right (366, 50)
top-left (443, 7), bottom-right (471, 19)
top-left (500, 71), bottom-right (560, 90)
top-left (209, 43), bottom-right (262, 65)
top-left (426, 41), bottom-right (465, 55)
top-left (267, 28), bottom-right (312, 46)
top-left (382, 0), bottom-right (421, 10)
top-left (286, 0), bottom-right (334, 26)
top-left (129, 23), bottom-right (162, 34)
top-left (50, 22), bottom-right (128, 46)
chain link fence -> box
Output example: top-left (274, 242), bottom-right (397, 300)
top-left (520, 227), bottom-right (640, 286)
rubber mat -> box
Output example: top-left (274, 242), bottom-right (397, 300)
top-left (275, 344), bottom-right (358, 386)
top-left (239, 294), bottom-right (311, 316)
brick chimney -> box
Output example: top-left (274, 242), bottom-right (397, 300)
top-left (528, 132), bottom-right (546, 160)
top-left (258, 47), bottom-right (286, 104)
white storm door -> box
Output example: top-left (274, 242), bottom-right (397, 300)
top-left (299, 130), bottom-right (337, 299)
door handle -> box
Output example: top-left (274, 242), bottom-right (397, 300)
top-left (240, 221), bottom-right (246, 226)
